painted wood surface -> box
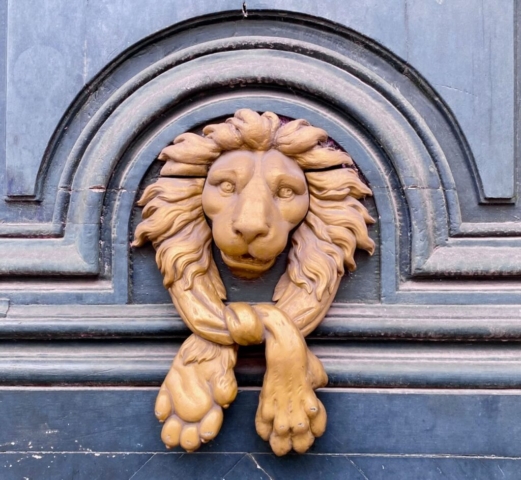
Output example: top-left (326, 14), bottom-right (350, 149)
top-left (0, 0), bottom-right (520, 477)
top-left (1, 389), bottom-right (521, 479)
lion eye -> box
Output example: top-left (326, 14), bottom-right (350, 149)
top-left (277, 187), bottom-right (294, 199)
top-left (219, 181), bottom-right (235, 194)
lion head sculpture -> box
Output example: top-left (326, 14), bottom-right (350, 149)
top-left (133, 109), bottom-right (375, 456)
top-left (202, 148), bottom-right (310, 278)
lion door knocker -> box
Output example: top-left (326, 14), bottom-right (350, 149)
top-left (133, 109), bottom-right (375, 456)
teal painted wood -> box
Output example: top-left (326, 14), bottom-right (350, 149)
top-left (2, 340), bottom-right (521, 388)
top-left (2, 389), bottom-right (521, 479)
top-left (0, 9), bottom-right (520, 304)
top-left (3, 1), bottom-right (515, 200)
top-left (1, 388), bottom-right (521, 454)
top-left (1, 3), bottom-right (521, 474)
top-left (0, 4), bottom-right (519, 384)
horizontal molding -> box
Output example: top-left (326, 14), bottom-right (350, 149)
top-left (456, 222), bottom-right (521, 237)
top-left (415, 245), bottom-right (521, 276)
top-left (0, 223), bottom-right (63, 237)
top-left (2, 339), bottom-right (521, 388)
top-left (0, 299), bottom-right (8, 318)
top-left (4, 303), bottom-right (521, 340)
top-left (0, 223), bottom-right (99, 276)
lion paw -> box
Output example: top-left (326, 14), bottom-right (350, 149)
top-left (155, 335), bottom-right (237, 451)
top-left (255, 348), bottom-right (328, 456)
top-left (160, 404), bottom-right (224, 452)
top-left (252, 304), bottom-right (328, 455)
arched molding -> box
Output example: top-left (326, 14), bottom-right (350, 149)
top-left (1, 14), bottom-right (519, 305)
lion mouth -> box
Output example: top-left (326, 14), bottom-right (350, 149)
top-left (221, 252), bottom-right (276, 277)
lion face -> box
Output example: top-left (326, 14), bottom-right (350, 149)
top-left (202, 149), bottom-right (309, 278)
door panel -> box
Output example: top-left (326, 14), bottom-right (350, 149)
top-left (0, 2), bottom-right (519, 478)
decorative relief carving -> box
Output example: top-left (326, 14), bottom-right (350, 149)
top-left (133, 109), bottom-right (374, 455)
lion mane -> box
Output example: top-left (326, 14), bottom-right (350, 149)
top-left (133, 109), bottom-right (375, 341)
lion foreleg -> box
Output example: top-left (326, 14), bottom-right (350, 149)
top-left (168, 274), bottom-right (234, 346)
top-left (159, 272), bottom-right (335, 455)
top-left (157, 275), bottom-right (254, 452)
top-left (253, 304), bottom-right (328, 456)
top-left (156, 334), bottom-right (238, 451)
top-left (276, 274), bottom-right (343, 337)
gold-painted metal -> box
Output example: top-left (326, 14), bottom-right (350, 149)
top-left (133, 109), bottom-right (375, 456)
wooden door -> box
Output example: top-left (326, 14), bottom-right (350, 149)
top-left (1, 1), bottom-right (520, 477)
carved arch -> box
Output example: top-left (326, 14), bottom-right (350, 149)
top-left (0, 12), bottom-right (511, 304)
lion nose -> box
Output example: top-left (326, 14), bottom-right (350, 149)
top-left (233, 220), bottom-right (270, 243)
top-left (232, 196), bottom-right (271, 243)
top-left (233, 215), bottom-right (270, 243)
